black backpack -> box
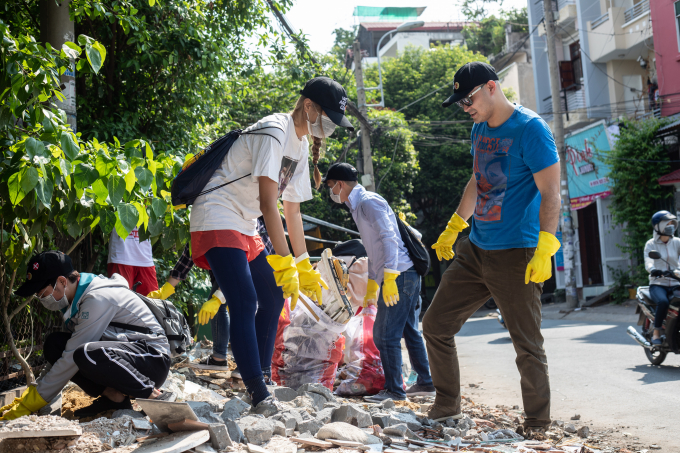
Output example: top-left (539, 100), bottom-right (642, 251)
top-left (109, 291), bottom-right (193, 358)
top-left (396, 218), bottom-right (431, 277)
top-left (171, 127), bottom-right (283, 208)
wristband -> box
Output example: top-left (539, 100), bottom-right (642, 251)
top-left (214, 289), bottom-right (226, 304)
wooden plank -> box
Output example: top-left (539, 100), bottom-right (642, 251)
top-left (0, 365), bottom-right (43, 382)
top-left (0, 427), bottom-right (82, 439)
top-left (168, 419), bottom-right (211, 433)
top-left (186, 363), bottom-right (230, 371)
top-left (327, 439), bottom-right (369, 450)
top-left (290, 437), bottom-right (333, 448)
top-left (133, 430), bottom-right (210, 453)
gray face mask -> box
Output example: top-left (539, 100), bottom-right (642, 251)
top-left (664, 224), bottom-right (676, 236)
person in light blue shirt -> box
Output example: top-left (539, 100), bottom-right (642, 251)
top-left (323, 163), bottom-right (434, 402)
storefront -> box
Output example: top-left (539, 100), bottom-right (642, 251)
top-left (554, 121), bottom-right (630, 298)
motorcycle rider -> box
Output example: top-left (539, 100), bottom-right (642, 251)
top-left (644, 210), bottom-right (680, 345)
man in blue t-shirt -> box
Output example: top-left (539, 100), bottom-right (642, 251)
top-left (422, 62), bottom-right (561, 432)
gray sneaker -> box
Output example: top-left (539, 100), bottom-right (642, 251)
top-left (406, 384), bottom-right (436, 397)
top-left (426, 403), bottom-right (464, 422)
top-left (364, 389), bottom-right (406, 402)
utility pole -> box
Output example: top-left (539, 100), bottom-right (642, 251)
top-left (40, 0), bottom-right (76, 131)
top-left (543, 0), bottom-right (578, 308)
top-left (352, 40), bottom-right (375, 192)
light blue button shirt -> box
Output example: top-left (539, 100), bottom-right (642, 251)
top-left (346, 185), bottom-right (413, 284)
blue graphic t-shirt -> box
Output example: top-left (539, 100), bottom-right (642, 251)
top-left (468, 105), bottom-right (559, 250)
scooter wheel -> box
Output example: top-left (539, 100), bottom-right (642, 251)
top-left (644, 348), bottom-right (667, 365)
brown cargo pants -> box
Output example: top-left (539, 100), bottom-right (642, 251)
top-left (422, 237), bottom-right (550, 428)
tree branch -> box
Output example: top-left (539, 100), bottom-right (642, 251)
top-left (66, 227), bottom-right (90, 255)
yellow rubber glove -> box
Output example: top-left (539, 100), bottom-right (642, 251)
top-left (363, 279), bottom-right (380, 308)
top-left (295, 253), bottom-right (329, 305)
top-left (431, 212), bottom-right (469, 261)
top-left (147, 282), bottom-right (175, 299)
top-left (0, 386), bottom-right (47, 420)
top-left (525, 231), bottom-right (562, 284)
top-left (266, 254), bottom-right (300, 310)
top-left (382, 269), bottom-right (401, 307)
top-left (198, 294), bottom-right (222, 325)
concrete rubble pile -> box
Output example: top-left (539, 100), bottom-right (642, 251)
top-left (0, 376), bottom-right (617, 453)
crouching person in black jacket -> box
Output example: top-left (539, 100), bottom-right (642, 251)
top-left (0, 251), bottom-right (172, 420)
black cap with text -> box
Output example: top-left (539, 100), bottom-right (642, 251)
top-left (15, 251), bottom-right (74, 298)
top-left (300, 77), bottom-right (355, 131)
top-left (442, 61), bottom-right (499, 108)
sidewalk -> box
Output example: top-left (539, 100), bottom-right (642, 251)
top-left (471, 299), bottom-right (638, 323)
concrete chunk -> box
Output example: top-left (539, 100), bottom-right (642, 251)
top-left (222, 396), bottom-right (251, 421)
top-left (296, 383), bottom-right (336, 402)
top-left (315, 407), bottom-right (334, 424)
top-left (273, 420), bottom-right (287, 437)
top-left (297, 419), bottom-right (324, 436)
top-left (238, 416), bottom-right (275, 445)
top-left (272, 387), bottom-right (299, 402)
top-left (301, 392), bottom-right (326, 411)
top-left (391, 412), bottom-right (422, 431)
top-left (208, 423), bottom-right (233, 450)
top-left (331, 404), bottom-right (372, 428)
top-left (224, 419), bottom-right (244, 444)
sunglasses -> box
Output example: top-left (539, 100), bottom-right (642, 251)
top-left (455, 84), bottom-right (484, 108)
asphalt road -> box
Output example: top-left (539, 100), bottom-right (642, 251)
top-left (448, 311), bottom-right (680, 452)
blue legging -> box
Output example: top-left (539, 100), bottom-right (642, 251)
top-left (649, 284), bottom-right (678, 329)
top-left (204, 247), bottom-right (284, 382)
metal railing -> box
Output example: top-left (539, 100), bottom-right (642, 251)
top-left (624, 0), bottom-right (649, 24)
top-left (591, 12), bottom-right (609, 29)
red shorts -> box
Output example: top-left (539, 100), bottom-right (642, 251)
top-left (107, 263), bottom-right (159, 296)
top-left (191, 230), bottom-right (265, 270)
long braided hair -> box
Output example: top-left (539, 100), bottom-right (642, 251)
top-left (291, 95), bottom-right (326, 189)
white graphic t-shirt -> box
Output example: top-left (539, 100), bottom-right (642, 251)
top-left (108, 228), bottom-right (154, 267)
top-left (190, 113), bottom-right (313, 236)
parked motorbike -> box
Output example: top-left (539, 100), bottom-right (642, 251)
top-left (626, 250), bottom-right (680, 365)
top-left (496, 308), bottom-right (507, 329)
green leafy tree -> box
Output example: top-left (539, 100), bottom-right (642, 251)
top-left (362, 45), bottom-right (486, 245)
top-left (462, 16), bottom-right (506, 56)
top-left (605, 118), bottom-right (674, 273)
top-left (330, 26), bottom-right (357, 65)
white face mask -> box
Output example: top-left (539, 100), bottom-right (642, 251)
top-left (329, 182), bottom-right (342, 204)
top-left (307, 110), bottom-right (337, 138)
top-left (38, 282), bottom-right (69, 311)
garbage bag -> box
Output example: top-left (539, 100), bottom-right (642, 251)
top-left (335, 305), bottom-right (385, 396)
top-left (271, 295), bottom-right (346, 390)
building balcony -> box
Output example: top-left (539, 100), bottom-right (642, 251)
top-left (586, 0), bottom-right (652, 63)
top-left (542, 84), bottom-right (592, 132)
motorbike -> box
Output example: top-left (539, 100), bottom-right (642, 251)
top-left (626, 250), bottom-right (680, 365)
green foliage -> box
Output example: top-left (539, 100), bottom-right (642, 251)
top-left (604, 118), bottom-right (673, 265)
top-left (0, 19), bottom-right (187, 298)
top-left (461, 6), bottom-right (529, 57)
top-left (463, 16), bottom-right (506, 56)
top-left (502, 86), bottom-right (517, 102)
top-left (608, 265), bottom-right (646, 304)
top-left (331, 27), bottom-right (357, 65)
top-left (363, 45), bottom-right (485, 244)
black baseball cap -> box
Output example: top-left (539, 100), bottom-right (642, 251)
top-left (300, 77), bottom-right (355, 131)
top-left (322, 163), bottom-right (358, 183)
top-left (15, 251), bottom-right (74, 298)
top-left (442, 61), bottom-right (499, 108)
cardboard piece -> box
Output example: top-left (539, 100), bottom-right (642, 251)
top-left (133, 430), bottom-right (210, 453)
top-left (136, 399), bottom-right (199, 432)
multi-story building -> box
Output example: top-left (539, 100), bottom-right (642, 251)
top-left (354, 22), bottom-right (467, 67)
top-left (650, 0), bottom-right (680, 116)
top-left (527, 0), bottom-right (658, 300)
top-left (529, 0), bottom-right (656, 133)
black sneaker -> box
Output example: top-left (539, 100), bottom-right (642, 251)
top-left (406, 383), bottom-right (436, 397)
top-left (189, 355), bottom-right (229, 371)
top-left (74, 395), bottom-right (132, 418)
top-left (364, 389), bottom-right (406, 402)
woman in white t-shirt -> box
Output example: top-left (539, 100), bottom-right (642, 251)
top-left (189, 77), bottom-right (354, 407)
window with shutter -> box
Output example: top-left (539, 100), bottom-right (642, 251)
top-left (559, 61), bottom-right (575, 89)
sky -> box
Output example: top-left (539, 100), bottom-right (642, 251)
top-left (284, 0), bottom-right (530, 54)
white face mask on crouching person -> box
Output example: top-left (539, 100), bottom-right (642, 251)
top-left (38, 279), bottom-right (69, 311)
top-left (307, 109), bottom-right (337, 138)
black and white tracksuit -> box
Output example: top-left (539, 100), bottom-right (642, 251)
top-left (38, 274), bottom-right (171, 402)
